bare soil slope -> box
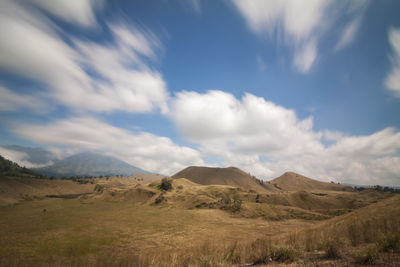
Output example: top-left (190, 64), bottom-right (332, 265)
top-left (270, 171), bottom-right (353, 192)
top-left (172, 166), bottom-right (271, 192)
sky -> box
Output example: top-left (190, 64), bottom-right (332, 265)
top-left (0, 0), bottom-right (400, 186)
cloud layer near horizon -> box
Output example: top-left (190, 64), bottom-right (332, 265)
top-left (13, 117), bottom-right (203, 175)
top-left (169, 90), bottom-right (400, 185)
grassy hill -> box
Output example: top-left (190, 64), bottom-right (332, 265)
top-left (0, 155), bottom-right (42, 178)
top-left (172, 166), bottom-right (273, 192)
top-left (270, 171), bottom-right (353, 191)
top-left (0, 164), bottom-right (398, 266)
top-left (33, 152), bottom-right (150, 178)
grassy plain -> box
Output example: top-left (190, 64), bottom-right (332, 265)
top-left (0, 176), bottom-right (399, 266)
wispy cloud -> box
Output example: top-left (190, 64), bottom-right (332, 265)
top-left (31, 0), bottom-right (102, 27)
top-left (231, 0), bottom-right (369, 73)
top-left (335, 16), bottom-right (362, 51)
top-left (0, 0), bottom-right (168, 114)
top-left (168, 90), bottom-right (400, 185)
top-left (385, 27), bottom-right (400, 98)
top-left (0, 85), bottom-right (49, 113)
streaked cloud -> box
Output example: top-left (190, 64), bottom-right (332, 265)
top-left (335, 16), bottom-right (361, 51)
top-left (0, 0), bottom-right (168, 114)
top-left (232, 0), bottom-right (369, 72)
top-left (0, 85), bottom-right (49, 113)
top-left (385, 27), bottom-right (400, 97)
top-left (31, 0), bottom-right (102, 27)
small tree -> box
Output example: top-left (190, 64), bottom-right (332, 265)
top-left (159, 178), bottom-right (172, 191)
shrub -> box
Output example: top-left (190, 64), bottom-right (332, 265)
top-left (323, 238), bottom-right (343, 259)
top-left (353, 245), bottom-right (379, 265)
top-left (270, 246), bottom-right (298, 262)
top-left (159, 178), bottom-right (172, 191)
top-left (217, 193), bottom-right (242, 213)
top-left (247, 239), bottom-right (271, 264)
top-left (376, 233), bottom-right (400, 252)
top-left (154, 193), bottom-right (166, 204)
top-left (94, 184), bottom-right (104, 193)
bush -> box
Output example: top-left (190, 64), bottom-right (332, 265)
top-left (217, 194), bottom-right (242, 213)
top-left (376, 233), bottom-right (400, 252)
top-left (247, 239), bottom-right (271, 264)
top-left (323, 238), bottom-right (343, 259)
top-left (270, 246), bottom-right (298, 262)
top-left (94, 184), bottom-right (104, 193)
top-left (353, 245), bottom-right (379, 265)
top-left (154, 193), bottom-right (166, 204)
top-left (159, 178), bottom-right (172, 191)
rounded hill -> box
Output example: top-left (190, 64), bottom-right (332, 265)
top-left (270, 172), bottom-right (353, 192)
top-left (172, 166), bottom-right (269, 192)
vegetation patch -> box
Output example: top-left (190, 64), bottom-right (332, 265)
top-left (158, 178), bottom-right (173, 191)
top-left (353, 245), bottom-right (379, 265)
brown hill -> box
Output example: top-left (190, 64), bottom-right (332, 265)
top-left (172, 166), bottom-right (272, 192)
top-left (270, 171), bottom-right (353, 192)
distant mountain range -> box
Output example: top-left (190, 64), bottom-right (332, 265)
top-left (32, 152), bottom-right (150, 178)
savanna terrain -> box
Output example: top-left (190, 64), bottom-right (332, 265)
top-left (0, 166), bottom-right (399, 266)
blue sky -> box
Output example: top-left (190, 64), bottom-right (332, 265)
top-left (0, 0), bottom-right (400, 185)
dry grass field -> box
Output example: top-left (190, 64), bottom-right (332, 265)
top-left (0, 170), bottom-right (399, 266)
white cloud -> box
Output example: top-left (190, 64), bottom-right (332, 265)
top-left (231, 0), bottom-right (369, 72)
top-left (0, 85), bottom-right (49, 113)
top-left (322, 130), bottom-right (344, 141)
top-left (335, 16), bottom-right (361, 51)
top-left (385, 27), bottom-right (400, 97)
top-left (168, 90), bottom-right (400, 186)
top-left (293, 39), bottom-right (317, 73)
top-left (0, 0), bottom-right (169, 114)
top-left (13, 117), bottom-right (204, 175)
top-left (31, 0), bottom-right (101, 27)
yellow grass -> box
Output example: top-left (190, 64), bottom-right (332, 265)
top-left (0, 176), bottom-right (399, 266)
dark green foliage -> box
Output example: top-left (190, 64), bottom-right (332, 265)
top-left (159, 178), bottom-right (172, 191)
top-left (0, 155), bottom-right (42, 178)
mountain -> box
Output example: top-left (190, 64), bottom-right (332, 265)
top-left (269, 171), bottom-right (353, 191)
top-left (0, 145), bottom-right (59, 166)
top-left (33, 152), bottom-right (150, 178)
top-left (0, 155), bottom-right (42, 178)
top-left (172, 166), bottom-right (271, 192)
